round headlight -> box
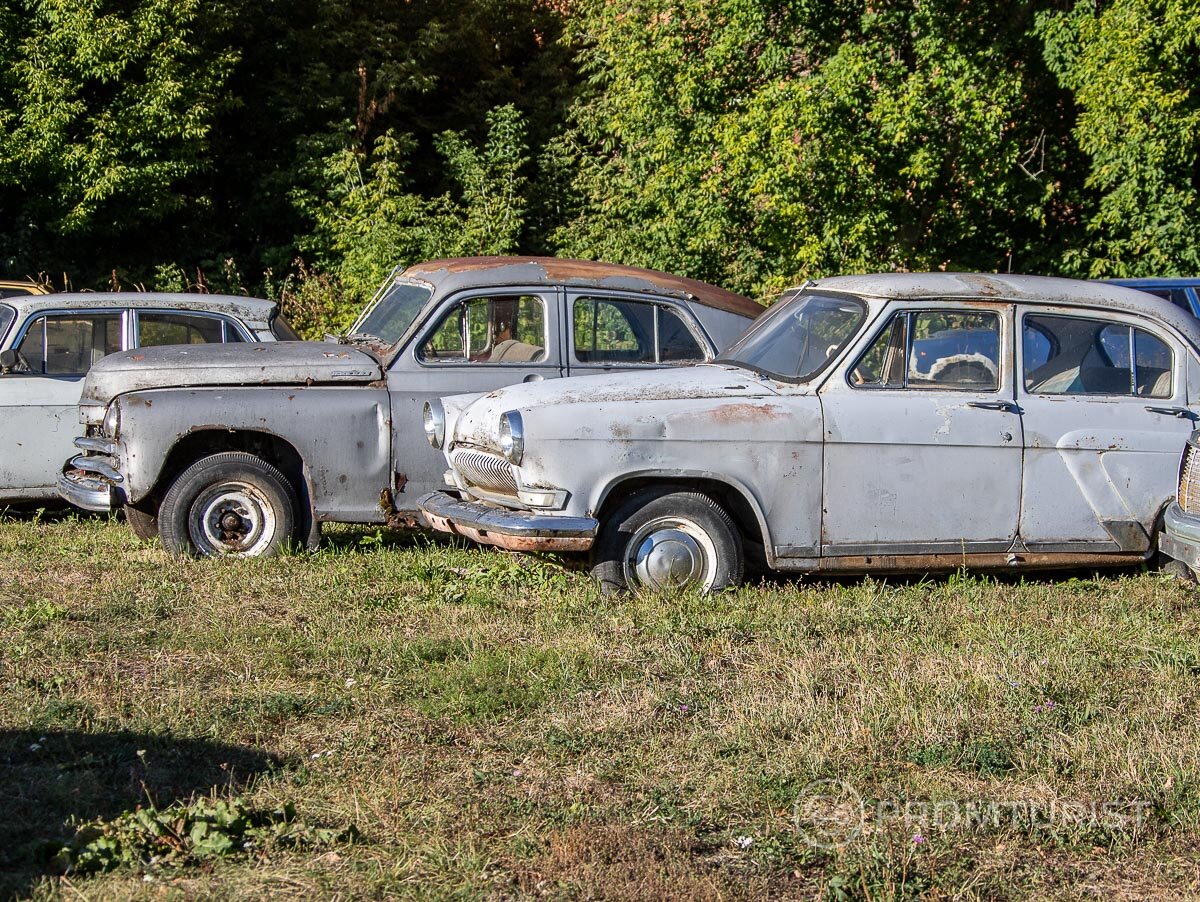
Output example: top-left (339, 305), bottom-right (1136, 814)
top-left (499, 411), bottom-right (524, 465)
top-left (424, 400), bottom-right (446, 449)
top-left (102, 402), bottom-right (121, 440)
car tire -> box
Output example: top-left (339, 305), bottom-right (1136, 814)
top-left (158, 452), bottom-right (298, 558)
top-left (123, 503), bottom-right (159, 541)
top-left (591, 488), bottom-right (744, 594)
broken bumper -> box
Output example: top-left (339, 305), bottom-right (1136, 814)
top-left (57, 453), bottom-right (122, 512)
top-left (418, 491), bottom-right (598, 553)
top-left (1160, 501), bottom-right (1200, 571)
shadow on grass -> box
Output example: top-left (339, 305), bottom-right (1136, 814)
top-left (0, 728), bottom-right (278, 899)
top-left (0, 502), bottom-right (104, 523)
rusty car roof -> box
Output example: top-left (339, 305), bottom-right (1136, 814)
top-left (4, 291), bottom-right (278, 324)
top-left (401, 257), bottom-right (764, 319)
top-left (811, 272), bottom-right (1200, 348)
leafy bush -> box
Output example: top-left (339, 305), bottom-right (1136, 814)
top-left (51, 798), bottom-right (358, 875)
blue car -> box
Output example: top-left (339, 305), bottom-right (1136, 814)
top-left (1107, 279), bottom-right (1200, 318)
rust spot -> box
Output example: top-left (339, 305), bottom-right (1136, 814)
top-left (707, 403), bottom-right (784, 424)
top-left (129, 354), bottom-right (144, 361)
top-left (402, 256), bottom-right (763, 318)
top-left (395, 472), bottom-right (408, 493)
top-left (815, 551), bottom-right (1146, 574)
top-left (338, 474), bottom-right (348, 484)
top-left (426, 515), bottom-right (590, 553)
top-left (287, 394), bottom-right (295, 401)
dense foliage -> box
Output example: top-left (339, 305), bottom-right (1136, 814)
top-left (0, 0), bottom-right (1197, 317)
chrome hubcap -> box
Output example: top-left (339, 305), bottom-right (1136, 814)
top-left (624, 516), bottom-right (717, 592)
top-left (189, 482), bottom-right (276, 556)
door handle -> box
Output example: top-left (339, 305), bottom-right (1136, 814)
top-left (967, 400), bottom-right (1021, 414)
top-left (1144, 405), bottom-right (1196, 420)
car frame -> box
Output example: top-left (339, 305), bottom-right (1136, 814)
top-left (56, 258), bottom-right (762, 555)
top-left (419, 273), bottom-right (1200, 592)
top-left (1, 292), bottom-right (291, 505)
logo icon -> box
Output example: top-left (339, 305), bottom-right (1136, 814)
top-left (793, 778), bottom-right (865, 849)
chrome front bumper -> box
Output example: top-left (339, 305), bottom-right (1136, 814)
top-left (56, 440), bottom-right (124, 512)
top-left (418, 491), bottom-right (598, 553)
top-left (1159, 501), bottom-right (1200, 571)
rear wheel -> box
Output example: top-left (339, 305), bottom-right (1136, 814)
top-left (158, 452), bottom-right (298, 558)
top-left (591, 488), bottom-right (743, 594)
top-left (123, 503), bottom-right (158, 541)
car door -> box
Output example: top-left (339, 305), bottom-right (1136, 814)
top-left (1015, 307), bottom-right (1195, 552)
top-left (564, 291), bottom-right (712, 378)
top-left (0, 310), bottom-right (125, 497)
top-left (817, 302), bottom-right (1024, 556)
top-left (387, 289), bottom-right (564, 509)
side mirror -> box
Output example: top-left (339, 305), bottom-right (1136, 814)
top-left (0, 349), bottom-right (16, 373)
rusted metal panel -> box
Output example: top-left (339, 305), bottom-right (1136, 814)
top-left (112, 385), bottom-right (393, 520)
top-left (80, 343), bottom-right (382, 406)
top-left (402, 256), bottom-right (763, 319)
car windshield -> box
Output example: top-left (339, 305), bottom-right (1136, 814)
top-left (0, 304), bottom-right (13, 343)
top-left (718, 291), bottom-right (866, 382)
top-left (353, 279), bottom-right (434, 345)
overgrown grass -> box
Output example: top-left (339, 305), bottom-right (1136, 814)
top-left (1, 513), bottom-right (1198, 899)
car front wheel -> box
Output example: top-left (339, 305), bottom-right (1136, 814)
top-left (123, 503), bottom-right (158, 541)
top-left (592, 488), bottom-right (744, 594)
top-left (158, 452), bottom-right (298, 558)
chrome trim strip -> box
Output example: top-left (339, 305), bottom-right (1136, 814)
top-left (73, 436), bottom-right (117, 455)
top-left (66, 454), bottom-right (123, 483)
top-left (417, 491), bottom-right (597, 539)
top-left (56, 471), bottom-right (117, 512)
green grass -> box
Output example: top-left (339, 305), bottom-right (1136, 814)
top-left (1, 512), bottom-right (1199, 899)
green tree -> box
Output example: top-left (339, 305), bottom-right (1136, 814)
top-left (553, 0), bottom-right (1079, 299)
top-left (0, 0), bottom-right (237, 277)
top-left (1039, 0), bottom-right (1200, 277)
top-left (297, 104), bottom-right (530, 320)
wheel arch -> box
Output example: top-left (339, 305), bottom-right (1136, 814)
top-left (592, 470), bottom-right (772, 558)
top-left (150, 428), bottom-right (315, 543)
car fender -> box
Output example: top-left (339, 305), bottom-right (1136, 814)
top-left (115, 385), bottom-right (393, 521)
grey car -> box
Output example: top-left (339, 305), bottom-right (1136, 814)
top-left (419, 273), bottom-right (1200, 592)
top-left (1, 292), bottom-right (294, 505)
top-left (56, 257), bottom-right (762, 555)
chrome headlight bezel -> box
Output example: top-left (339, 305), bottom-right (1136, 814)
top-left (424, 400), bottom-right (446, 449)
top-left (102, 401), bottom-right (121, 440)
top-left (499, 410), bottom-right (524, 466)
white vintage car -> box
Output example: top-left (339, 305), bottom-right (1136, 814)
top-left (418, 273), bottom-right (1200, 592)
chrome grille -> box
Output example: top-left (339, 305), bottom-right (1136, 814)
top-left (451, 448), bottom-right (518, 494)
top-left (1181, 441), bottom-right (1200, 514)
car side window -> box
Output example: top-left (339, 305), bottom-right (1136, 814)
top-left (573, 297), bottom-right (704, 364)
top-left (658, 306), bottom-right (706, 362)
top-left (15, 313), bottom-right (123, 375)
top-left (138, 312), bottom-right (237, 346)
top-left (1022, 313), bottom-right (1173, 399)
top-left (0, 304), bottom-right (14, 343)
top-left (851, 310), bottom-right (1000, 391)
top-left (420, 295), bottom-right (547, 364)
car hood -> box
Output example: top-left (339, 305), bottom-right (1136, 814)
top-left (450, 363), bottom-right (781, 447)
top-left (81, 342), bottom-right (383, 405)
